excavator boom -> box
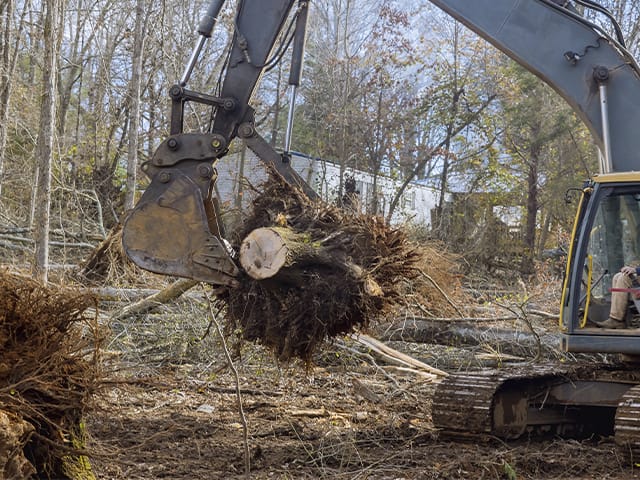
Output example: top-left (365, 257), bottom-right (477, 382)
top-left (429, 0), bottom-right (640, 173)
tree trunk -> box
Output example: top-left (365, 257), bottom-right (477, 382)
top-left (240, 227), bottom-right (326, 280)
top-left (239, 226), bottom-right (382, 295)
top-left (521, 128), bottom-right (541, 275)
top-left (537, 210), bottom-right (552, 259)
top-left (124, 0), bottom-right (147, 210)
top-left (269, 63), bottom-right (282, 147)
top-left (0, 0), bottom-right (14, 199)
top-left (33, 0), bottom-right (62, 283)
top-left (0, 0), bottom-right (27, 198)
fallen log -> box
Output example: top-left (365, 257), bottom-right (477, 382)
top-left (0, 234), bottom-right (95, 249)
top-left (110, 278), bottom-right (199, 320)
top-left (382, 318), bottom-right (559, 358)
top-left (239, 226), bottom-right (382, 295)
top-left (88, 286), bottom-right (207, 303)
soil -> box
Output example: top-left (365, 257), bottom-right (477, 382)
top-left (76, 254), bottom-right (639, 480)
top-left (87, 340), bottom-right (640, 480)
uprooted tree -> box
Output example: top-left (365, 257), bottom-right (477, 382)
top-left (217, 170), bottom-right (460, 362)
top-left (78, 168), bottom-right (462, 365)
top-left (0, 271), bottom-right (101, 479)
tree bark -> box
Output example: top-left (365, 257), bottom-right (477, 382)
top-left (269, 63), bottom-right (282, 147)
top-left (33, 0), bottom-right (62, 283)
top-left (124, 0), bottom-right (147, 210)
top-left (521, 124), bottom-right (542, 275)
top-left (239, 226), bottom-right (383, 295)
top-left (0, 0), bottom-right (27, 199)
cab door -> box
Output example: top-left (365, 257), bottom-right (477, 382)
top-left (561, 175), bottom-right (640, 354)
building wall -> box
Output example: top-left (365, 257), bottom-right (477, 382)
top-left (215, 150), bottom-right (440, 226)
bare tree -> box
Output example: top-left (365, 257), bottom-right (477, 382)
top-left (33, 0), bottom-right (63, 282)
top-left (0, 0), bottom-right (29, 198)
top-left (124, 0), bottom-right (150, 210)
top-left (386, 13), bottom-right (499, 224)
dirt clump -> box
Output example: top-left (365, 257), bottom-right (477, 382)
top-left (0, 410), bottom-right (35, 479)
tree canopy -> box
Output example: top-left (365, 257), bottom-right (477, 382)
top-left (1, 0), bottom-right (625, 275)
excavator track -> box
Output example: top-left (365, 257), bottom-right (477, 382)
top-left (432, 370), bottom-right (511, 436)
top-left (433, 362), bottom-right (640, 459)
top-left (615, 384), bottom-right (640, 463)
top-left (432, 364), bottom-right (575, 439)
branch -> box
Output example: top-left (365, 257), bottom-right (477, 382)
top-left (110, 279), bottom-right (199, 320)
top-left (206, 295), bottom-right (251, 478)
top-left (350, 333), bottom-right (448, 378)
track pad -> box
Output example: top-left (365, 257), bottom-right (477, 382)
top-left (122, 167), bottom-right (239, 286)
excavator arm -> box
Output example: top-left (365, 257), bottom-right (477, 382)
top-left (124, 0), bottom-right (640, 288)
top-left (122, 0), bottom-right (314, 285)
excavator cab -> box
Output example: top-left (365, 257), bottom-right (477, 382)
top-left (561, 173), bottom-right (640, 354)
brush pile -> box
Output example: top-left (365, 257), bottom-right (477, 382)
top-left (220, 172), bottom-right (458, 361)
top-left (0, 271), bottom-right (101, 478)
top-left (80, 221), bottom-right (144, 285)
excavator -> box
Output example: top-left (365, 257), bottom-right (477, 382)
top-left (121, 0), bottom-right (640, 459)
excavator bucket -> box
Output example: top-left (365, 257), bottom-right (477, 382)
top-left (122, 161), bottom-right (239, 286)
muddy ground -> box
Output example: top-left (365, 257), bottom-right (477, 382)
top-left (84, 277), bottom-right (640, 480)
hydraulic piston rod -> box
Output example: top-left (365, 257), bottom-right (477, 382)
top-left (180, 0), bottom-right (226, 87)
top-left (594, 66), bottom-right (613, 173)
top-left (283, 1), bottom-right (309, 157)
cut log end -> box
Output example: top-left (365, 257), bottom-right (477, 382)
top-left (239, 227), bottom-right (289, 279)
